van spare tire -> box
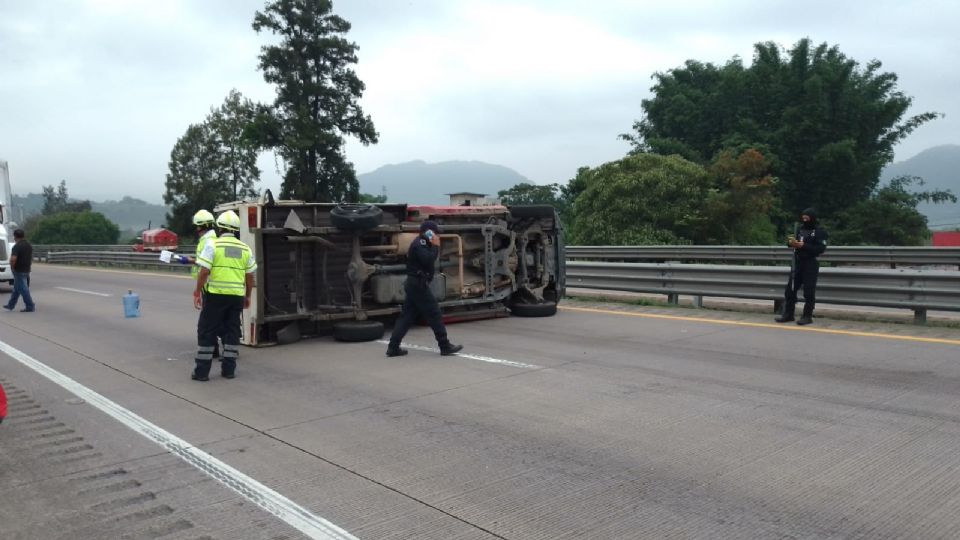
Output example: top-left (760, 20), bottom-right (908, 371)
top-left (333, 320), bottom-right (385, 342)
top-left (331, 204), bottom-right (383, 231)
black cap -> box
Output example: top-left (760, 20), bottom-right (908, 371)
top-left (419, 220), bottom-right (440, 234)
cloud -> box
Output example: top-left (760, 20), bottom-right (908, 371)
top-left (1, 0), bottom-right (957, 203)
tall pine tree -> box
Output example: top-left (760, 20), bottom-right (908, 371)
top-left (252, 0), bottom-right (378, 202)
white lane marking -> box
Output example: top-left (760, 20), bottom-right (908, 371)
top-left (55, 287), bottom-right (112, 297)
top-left (375, 340), bottom-right (541, 369)
top-left (0, 339), bottom-right (358, 540)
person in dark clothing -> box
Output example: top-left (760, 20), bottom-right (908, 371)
top-left (775, 208), bottom-right (828, 325)
top-left (386, 220), bottom-right (463, 357)
top-left (4, 229), bottom-right (35, 313)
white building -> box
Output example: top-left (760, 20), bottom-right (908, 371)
top-left (447, 192), bottom-right (501, 207)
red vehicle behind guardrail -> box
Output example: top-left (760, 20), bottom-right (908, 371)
top-left (132, 228), bottom-right (178, 252)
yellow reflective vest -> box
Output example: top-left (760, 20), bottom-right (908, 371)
top-left (192, 229), bottom-right (217, 280)
top-left (199, 235), bottom-right (254, 296)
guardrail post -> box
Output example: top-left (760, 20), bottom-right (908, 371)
top-left (774, 299), bottom-right (783, 314)
top-left (667, 293), bottom-right (679, 305)
top-left (913, 309), bottom-right (927, 325)
top-left (692, 295), bottom-right (703, 309)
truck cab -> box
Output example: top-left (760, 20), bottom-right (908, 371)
top-left (215, 195), bottom-right (565, 346)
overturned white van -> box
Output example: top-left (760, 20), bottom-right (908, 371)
top-left (215, 195), bottom-right (565, 346)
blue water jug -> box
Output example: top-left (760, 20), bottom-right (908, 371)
top-left (123, 290), bottom-right (140, 318)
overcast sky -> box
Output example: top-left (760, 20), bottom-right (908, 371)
top-left (1, 0), bottom-right (958, 203)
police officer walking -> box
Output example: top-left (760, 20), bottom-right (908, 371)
top-left (776, 208), bottom-right (828, 326)
top-left (386, 220), bottom-right (463, 357)
top-left (191, 210), bottom-right (256, 381)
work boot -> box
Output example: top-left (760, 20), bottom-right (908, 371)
top-left (221, 371), bottom-right (236, 379)
top-left (774, 314), bottom-right (795, 323)
top-left (439, 343), bottom-right (463, 356)
top-left (796, 316), bottom-right (813, 326)
top-left (192, 360), bottom-right (212, 381)
top-left (386, 347), bottom-right (408, 357)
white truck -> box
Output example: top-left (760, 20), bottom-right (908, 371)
top-left (215, 192), bottom-right (566, 346)
top-left (0, 219), bottom-right (11, 287)
top-left (0, 160), bottom-right (14, 286)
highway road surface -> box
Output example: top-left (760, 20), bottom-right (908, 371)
top-left (2, 264), bottom-right (960, 539)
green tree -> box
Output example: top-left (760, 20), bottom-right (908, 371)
top-left (623, 38), bottom-right (940, 221)
top-left (31, 211), bottom-right (120, 244)
top-left (558, 167), bottom-right (592, 237)
top-left (571, 154), bottom-right (710, 245)
top-left (163, 123), bottom-right (226, 236)
top-left (358, 192), bottom-right (386, 203)
top-left (498, 182), bottom-right (565, 207)
top-left (698, 148), bottom-right (779, 245)
top-left (42, 180), bottom-right (92, 215)
top-left (209, 89), bottom-right (262, 201)
top-left (163, 90), bottom-right (263, 236)
top-left (832, 176), bottom-right (956, 245)
top-left (252, 0), bottom-right (378, 202)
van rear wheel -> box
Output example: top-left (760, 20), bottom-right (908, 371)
top-left (333, 320), bottom-right (385, 342)
top-left (509, 301), bottom-right (558, 317)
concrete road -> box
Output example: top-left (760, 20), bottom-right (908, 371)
top-left (2, 264), bottom-right (960, 539)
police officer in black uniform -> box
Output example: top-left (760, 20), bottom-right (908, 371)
top-left (776, 208), bottom-right (828, 326)
top-left (386, 220), bottom-right (464, 357)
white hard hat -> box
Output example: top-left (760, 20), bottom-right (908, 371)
top-left (192, 209), bottom-right (215, 226)
top-left (216, 210), bottom-right (241, 231)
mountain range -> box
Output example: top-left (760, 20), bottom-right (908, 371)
top-left (881, 144), bottom-right (960, 229)
top-left (7, 148), bottom-right (958, 232)
top-left (358, 160), bottom-right (529, 205)
top-left (11, 193), bottom-right (168, 232)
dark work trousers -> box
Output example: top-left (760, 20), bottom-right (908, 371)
top-left (195, 293), bottom-right (243, 378)
top-left (784, 258), bottom-right (820, 318)
top-left (388, 276), bottom-right (449, 349)
top-left (202, 291), bottom-right (222, 358)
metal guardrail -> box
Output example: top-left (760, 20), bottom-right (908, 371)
top-left (44, 248), bottom-right (960, 324)
top-left (567, 261), bottom-right (960, 323)
top-left (33, 244), bottom-right (197, 258)
top-left (39, 244), bottom-right (959, 267)
top-left (46, 251), bottom-right (191, 273)
top-left (566, 246), bottom-right (960, 268)
top-left (33, 245), bottom-right (133, 258)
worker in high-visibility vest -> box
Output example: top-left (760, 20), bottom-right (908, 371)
top-left (182, 209), bottom-right (218, 278)
top-left (191, 210), bottom-right (256, 381)
top-left (181, 209), bottom-right (221, 358)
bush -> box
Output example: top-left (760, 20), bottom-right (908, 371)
top-left (30, 211), bottom-right (120, 244)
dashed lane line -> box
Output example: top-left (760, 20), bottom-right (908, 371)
top-left (375, 340), bottom-right (542, 369)
top-left (55, 287), bottom-right (112, 297)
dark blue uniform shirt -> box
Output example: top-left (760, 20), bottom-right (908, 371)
top-left (406, 235), bottom-right (439, 282)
